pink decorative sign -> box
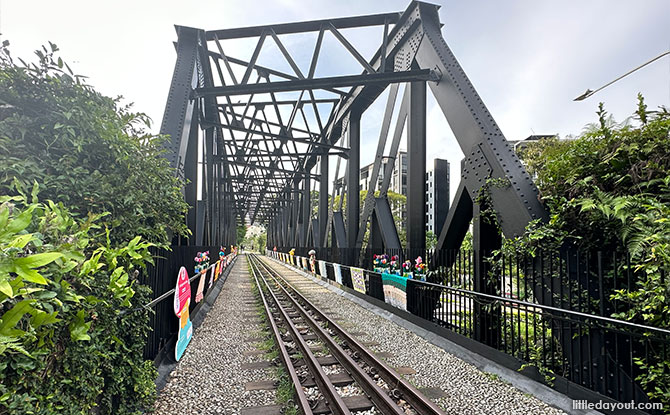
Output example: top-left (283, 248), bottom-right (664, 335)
top-left (173, 267), bottom-right (191, 316)
top-left (173, 266), bottom-right (193, 361)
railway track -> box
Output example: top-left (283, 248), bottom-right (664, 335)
top-left (248, 253), bottom-right (446, 415)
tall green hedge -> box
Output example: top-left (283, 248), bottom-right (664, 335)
top-left (0, 42), bottom-right (188, 246)
top-left (0, 43), bottom-right (189, 414)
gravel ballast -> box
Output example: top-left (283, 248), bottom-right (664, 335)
top-left (154, 256), bottom-right (276, 415)
top-left (260, 255), bottom-right (568, 415)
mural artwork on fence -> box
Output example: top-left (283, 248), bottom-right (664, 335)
top-left (382, 272), bottom-right (408, 311)
top-left (333, 263), bottom-right (343, 285)
top-left (208, 262), bottom-right (216, 290)
top-left (173, 266), bottom-right (193, 361)
top-left (319, 260), bottom-right (327, 279)
top-left (351, 267), bottom-right (366, 294)
top-left (194, 251), bottom-right (210, 303)
top-left (195, 271), bottom-right (206, 303)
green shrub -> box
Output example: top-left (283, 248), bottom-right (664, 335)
top-left (0, 189), bottom-right (156, 415)
top-left (509, 96), bottom-right (670, 407)
top-left (0, 42), bottom-right (187, 414)
top-left (0, 42), bottom-right (188, 246)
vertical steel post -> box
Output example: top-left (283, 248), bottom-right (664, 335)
top-left (347, 110), bottom-right (361, 263)
top-left (432, 159), bottom-right (450, 236)
top-left (287, 190), bottom-right (295, 247)
top-left (407, 81), bottom-right (426, 254)
top-left (282, 202), bottom-right (289, 247)
top-left (318, 149), bottom-right (329, 248)
top-left (472, 202), bottom-right (502, 348)
top-left (302, 177), bottom-right (311, 246)
top-left (293, 181), bottom-right (300, 246)
top-left (184, 112), bottom-right (200, 245)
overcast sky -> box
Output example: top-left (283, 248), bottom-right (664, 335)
top-left (2, 0), bottom-right (669, 204)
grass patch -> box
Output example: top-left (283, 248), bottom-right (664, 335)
top-left (484, 372), bottom-right (500, 382)
top-left (275, 368), bottom-right (298, 415)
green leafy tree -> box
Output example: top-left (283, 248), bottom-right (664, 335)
top-left (256, 231), bottom-right (267, 252)
top-left (335, 190), bottom-right (407, 248)
top-left (0, 43), bottom-right (188, 247)
top-left (426, 231), bottom-right (437, 250)
top-left (0, 43), bottom-right (194, 414)
top-left (236, 222), bottom-right (247, 245)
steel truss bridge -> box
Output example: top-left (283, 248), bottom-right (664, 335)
top-left (159, 0), bottom-right (545, 256)
top-left (157, 1), bottom-right (662, 410)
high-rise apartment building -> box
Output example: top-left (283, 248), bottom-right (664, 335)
top-left (391, 151), bottom-right (408, 196)
top-left (426, 159), bottom-right (450, 234)
top-left (355, 152), bottom-right (449, 236)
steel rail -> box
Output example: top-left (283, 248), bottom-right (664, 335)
top-left (249, 255), bottom-right (352, 415)
top-left (251, 255), bottom-right (413, 415)
top-left (254, 254), bottom-right (448, 415)
top-left (248, 257), bottom-right (314, 414)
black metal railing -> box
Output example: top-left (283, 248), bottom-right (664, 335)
top-left (270, 247), bottom-right (670, 414)
top-left (140, 246), bottom-right (236, 362)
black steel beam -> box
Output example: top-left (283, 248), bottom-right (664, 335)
top-left (406, 80), bottom-right (426, 251)
top-left (332, 211), bottom-right (347, 248)
top-left (355, 83), bottom-right (399, 249)
top-left (292, 181), bottom-right (300, 245)
top-left (346, 110), bottom-right (361, 257)
top-left (373, 198), bottom-right (401, 250)
top-left (160, 26), bottom-right (200, 173)
top-left (223, 160), bottom-right (319, 179)
top-left (412, 2), bottom-right (548, 235)
top-left (220, 107), bottom-right (318, 137)
top-left (205, 12), bottom-right (400, 40)
top-left (221, 98), bottom-right (339, 106)
top-left (218, 152), bottom-right (348, 159)
top-left (184, 103), bottom-right (200, 243)
top-left (435, 180), bottom-right (472, 252)
top-left (208, 119), bottom-right (348, 152)
top-left (208, 50), bottom-right (348, 96)
top-left (296, 9), bottom-right (427, 196)
top-left (194, 69), bottom-right (437, 97)
top-left (301, 177), bottom-right (310, 246)
top-left (318, 148), bottom-right (329, 248)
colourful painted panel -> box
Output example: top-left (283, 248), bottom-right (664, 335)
top-left (174, 266), bottom-right (193, 361)
top-left (381, 272), bottom-right (408, 311)
top-left (333, 263), bottom-right (343, 285)
top-left (351, 267), bottom-right (366, 294)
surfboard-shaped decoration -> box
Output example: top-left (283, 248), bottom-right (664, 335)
top-left (174, 266), bottom-right (193, 361)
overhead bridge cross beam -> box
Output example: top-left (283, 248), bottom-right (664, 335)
top-left (194, 69), bottom-right (439, 97)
